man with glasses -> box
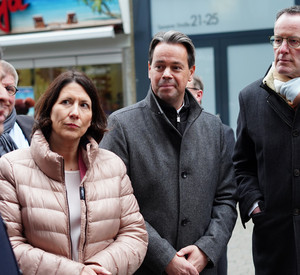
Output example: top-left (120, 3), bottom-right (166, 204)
top-left (233, 5), bottom-right (300, 275)
top-left (0, 60), bottom-right (34, 156)
top-left (0, 58), bottom-right (22, 274)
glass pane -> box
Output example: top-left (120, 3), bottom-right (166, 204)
top-left (227, 43), bottom-right (274, 133)
top-left (195, 47), bottom-right (215, 114)
top-left (151, 0), bottom-right (294, 35)
top-left (16, 64), bottom-right (123, 116)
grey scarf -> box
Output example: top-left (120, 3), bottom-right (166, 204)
top-left (280, 77), bottom-right (300, 103)
top-left (0, 109), bottom-right (18, 157)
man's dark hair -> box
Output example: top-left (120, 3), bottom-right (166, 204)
top-left (148, 30), bottom-right (195, 68)
top-left (276, 5), bottom-right (300, 20)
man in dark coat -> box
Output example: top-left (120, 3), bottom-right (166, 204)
top-left (100, 30), bottom-right (237, 275)
top-left (187, 75), bottom-right (235, 275)
top-left (0, 215), bottom-right (21, 274)
top-left (233, 5), bottom-right (300, 275)
top-left (0, 60), bottom-right (34, 157)
top-left (0, 59), bottom-right (21, 274)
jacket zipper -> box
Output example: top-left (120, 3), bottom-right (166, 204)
top-left (80, 186), bottom-right (85, 200)
top-left (62, 159), bottom-right (73, 260)
top-left (79, 183), bottom-right (88, 262)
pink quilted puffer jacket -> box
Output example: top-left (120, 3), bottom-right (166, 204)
top-left (0, 130), bottom-right (148, 275)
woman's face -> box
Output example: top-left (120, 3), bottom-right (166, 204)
top-left (50, 82), bottom-right (92, 145)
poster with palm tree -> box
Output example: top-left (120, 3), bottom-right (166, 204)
top-left (79, 0), bottom-right (120, 18)
top-left (5, 0), bottom-right (121, 34)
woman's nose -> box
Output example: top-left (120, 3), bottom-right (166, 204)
top-left (69, 104), bottom-right (79, 118)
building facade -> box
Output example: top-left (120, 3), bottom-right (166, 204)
top-left (0, 0), bottom-right (134, 115)
top-left (1, 0), bottom-right (300, 130)
top-left (133, 0), bottom-right (300, 131)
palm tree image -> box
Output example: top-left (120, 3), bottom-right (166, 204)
top-left (79, 0), bottom-right (120, 18)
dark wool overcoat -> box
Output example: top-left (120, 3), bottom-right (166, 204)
top-left (233, 71), bottom-right (300, 275)
top-left (16, 114), bottom-right (34, 143)
top-left (0, 215), bottom-right (21, 274)
top-left (100, 88), bottom-right (237, 275)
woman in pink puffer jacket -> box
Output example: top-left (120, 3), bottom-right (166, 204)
top-left (0, 71), bottom-right (148, 275)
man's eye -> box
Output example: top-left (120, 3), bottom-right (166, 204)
top-left (289, 38), bottom-right (300, 46)
top-left (5, 86), bottom-right (14, 92)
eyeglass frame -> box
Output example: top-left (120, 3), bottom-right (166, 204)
top-left (186, 87), bottom-right (202, 91)
top-left (4, 85), bottom-right (18, 96)
top-left (269, 35), bottom-right (300, 49)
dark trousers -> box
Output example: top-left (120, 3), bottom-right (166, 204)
top-left (0, 214), bottom-right (21, 274)
top-left (217, 248), bottom-right (227, 275)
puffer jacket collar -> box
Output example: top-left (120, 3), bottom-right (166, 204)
top-left (30, 129), bottom-right (99, 182)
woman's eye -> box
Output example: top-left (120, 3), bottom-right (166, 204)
top-left (81, 102), bottom-right (90, 109)
top-left (61, 99), bottom-right (70, 104)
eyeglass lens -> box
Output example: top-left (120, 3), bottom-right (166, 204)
top-left (270, 36), bottom-right (300, 48)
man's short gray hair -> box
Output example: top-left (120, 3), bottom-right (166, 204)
top-left (0, 60), bottom-right (18, 86)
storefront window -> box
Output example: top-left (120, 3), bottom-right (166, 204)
top-left (16, 64), bottom-right (123, 116)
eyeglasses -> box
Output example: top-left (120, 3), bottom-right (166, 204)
top-left (4, 85), bottom-right (18, 96)
top-left (187, 87), bottom-right (201, 91)
top-left (269, 35), bottom-right (300, 49)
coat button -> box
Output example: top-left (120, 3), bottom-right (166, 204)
top-left (181, 172), bottom-right (187, 179)
top-left (293, 130), bottom-right (299, 137)
top-left (181, 219), bottom-right (189, 226)
top-left (293, 209), bottom-right (300, 216)
top-left (294, 169), bottom-right (300, 177)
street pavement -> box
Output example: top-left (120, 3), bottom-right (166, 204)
top-left (227, 214), bottom-right (255, 275)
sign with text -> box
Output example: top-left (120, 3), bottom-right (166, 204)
top-left (151, 0), bottom-right (294, 35)
top-left (0, 0), bottom-right (29, 33)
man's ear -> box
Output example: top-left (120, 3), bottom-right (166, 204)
top-left (148, 62), bottom-right (151, 79)
top-left (188, 65), bottom-right (196, 82)
top-left (197, 90), bottom-right (204, 102)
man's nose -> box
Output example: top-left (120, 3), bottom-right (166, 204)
top-left (278, 39), bottom-right (290, 53)
top-left (0, 84), bottom-right (9, 106)
top-left (162, 67), bottom-right (172, 78)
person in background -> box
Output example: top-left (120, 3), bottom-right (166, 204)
top-left (186, 75), bottom-right (235, 275)
top-left (0, 60), bottom-right (34, 156)
top-left (186, 75), bottom-right (235, 153)
top-left (0, 57), bottom-right (22, 275)
top-left (186, 74), bottom-right (203, 104)
top-left (15, 97), bottom-right (35, 115)
top-left (0, 70), bottom-right (148, 275)
top-left (100, 30), bottom-right (237, 275)
top-left (233, 5), bottom-right (300, 274)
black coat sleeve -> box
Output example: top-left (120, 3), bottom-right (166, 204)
top-left (233, 91), bottom-right (264, 226)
